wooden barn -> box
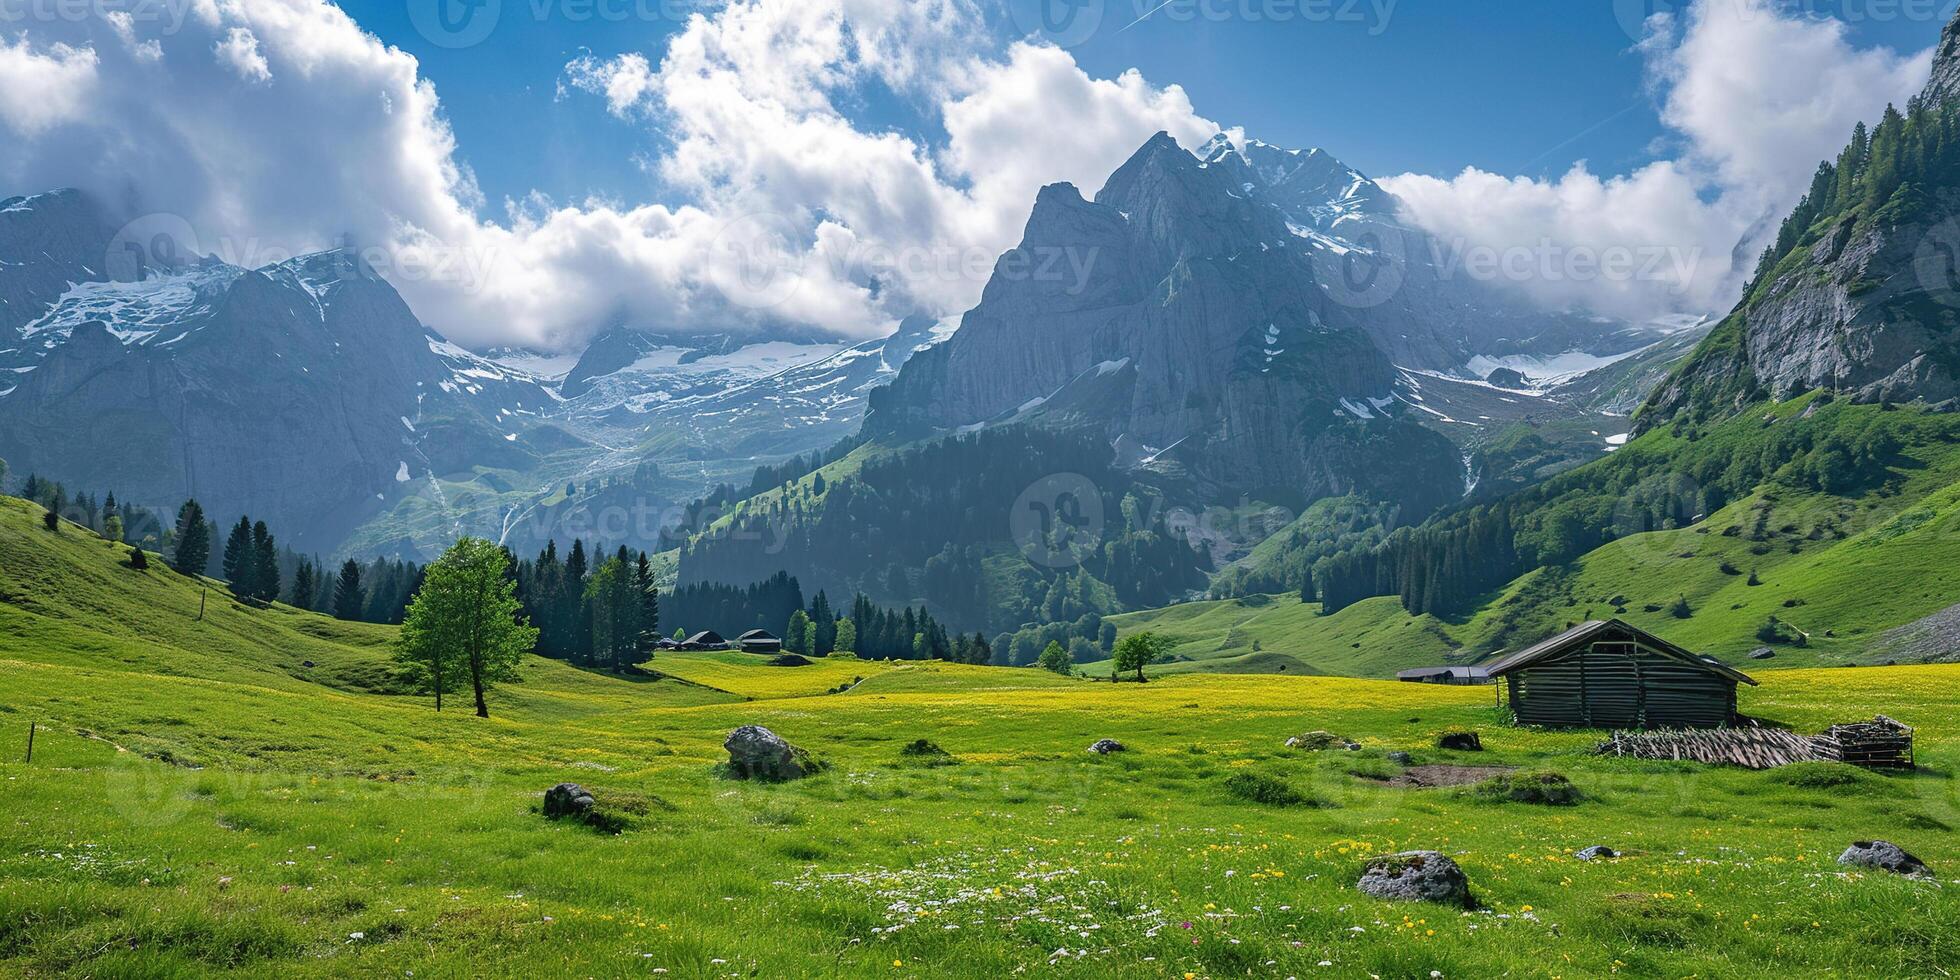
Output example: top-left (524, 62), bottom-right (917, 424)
top-left (736, 629), bottom-right (783, 654)
top-left (1485, 620), bottom-right (1756, 729)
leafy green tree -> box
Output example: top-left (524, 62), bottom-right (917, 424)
top-left (333, 560), bottom-right (365, 620)
top-left (1036, 640), bottom-right (1073, 675)
top-left (169, 499), bottom-right (210, 575)
top-left (397, 538), bottom-right (538, 717)
top-left (1112, 631), bottom-right (1171, 683)
top-left (785, 609), bottom-right (810, 654)
top-left (833, 617), bottom-right (856, 654)
top-left (103, 514), bottom-right (123, 545)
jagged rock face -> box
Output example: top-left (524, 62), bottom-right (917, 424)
top-left (1645, 199), bottom-right (1960, 427)
top-left (868, 132), bottom-right (1461, 506)
top-left (1926, 8), bottom-right (1960, 107)
top-left (0, 190), bottom-right (116, 341)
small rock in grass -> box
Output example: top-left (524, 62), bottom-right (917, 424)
top-left (723, 726), bottom-right (823, 781)
top-left (543, 783), bottom-right (595, 819)
top-left (1749, 648), bottom-right (1777, 660)
top-left (1356, 851), bottom-right (1472, 907)
top-left (1575, 845), bottom-right (1618, 861)
top-left (1285, 731), bottom-right (1344, 751)
top-left (1437, 731), bottom-right (1483, 752)
top-left (1387, 751), bottom-right (1413, 765)
top-left (1838, 840), bottom-right (1932, 877)
top-left (1088, 739), bottom-right (1126, 755)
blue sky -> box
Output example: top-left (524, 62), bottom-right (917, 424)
top-left (346, 0), bottom-right (1957, 209)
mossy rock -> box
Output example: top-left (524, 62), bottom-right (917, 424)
top-left (1472, 770), bottom-right (1582, 806)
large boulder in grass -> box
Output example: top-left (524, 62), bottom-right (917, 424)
top-left (1087, 739), bottom-right (1127, 755)
top-left (1839, 840), bottom-right (1932, 877)
top-left (1357, 851), bottom-right (1472, 907)
top-left (1437, 731), bottom-right (1483, 751)
top-left (543, 783), bottom-right (595, 819)
top-left (723, 726), bottom-right (823, 781)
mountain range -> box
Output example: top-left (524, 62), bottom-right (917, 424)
top-left (0, 118), bottom-right (1753, 642)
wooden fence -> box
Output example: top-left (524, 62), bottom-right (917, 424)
top-left (1594, 716), bottom-right (1915, 771)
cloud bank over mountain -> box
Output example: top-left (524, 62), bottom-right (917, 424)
top-left (0, 0), bottom-right (1934, 349)
top-left (0, 0), bottom-right (1220, 350)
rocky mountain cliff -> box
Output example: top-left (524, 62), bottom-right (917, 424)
top-left (0, 193), bottom-right (558, 550)
top-left (1642, 7), bottom-right (1960, 429)
top-left (868, 133), bottom-right (1470, 513)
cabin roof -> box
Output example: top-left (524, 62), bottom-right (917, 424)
top-left (685, 630), bottom-right (726, 644)
top-left (737, 629), bottom-right (779, 641)
top-left (1484, 619), bottom-right (1757, 686)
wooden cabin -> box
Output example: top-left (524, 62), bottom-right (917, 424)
top-left (1485, 620), bottom-right (1756, 729)
top-left (736, 629), bottom-right (783, 654)
top-left (680, 630), bottom-right (729, 651)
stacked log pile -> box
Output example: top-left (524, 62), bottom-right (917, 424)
top-left (1813, 716), bottom-right (1915, 770)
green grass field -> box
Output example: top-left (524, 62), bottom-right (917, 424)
top-left (4, 497), bottom-right (1960, 976)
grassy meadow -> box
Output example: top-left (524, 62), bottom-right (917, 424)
top-left (4, 498), bottom-right (1960, 976)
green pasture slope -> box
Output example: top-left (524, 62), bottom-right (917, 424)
top-left (2, 496), bottom-right (1959, 976)
top-left (1111, 398), bottom-right (1960, 678)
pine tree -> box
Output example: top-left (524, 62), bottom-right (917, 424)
top-left (170, 499), bottom-right (211, 576)
top-left (251, 521), bottom-right (279, 602)
top-left (222, 516), bottom-right (254, 595)
top-left (291, 559), bottom-right (318, 611)
top-left (333, 559), bottom-right (365, 620)
top-left (634, 553), bottom-right (660, 659)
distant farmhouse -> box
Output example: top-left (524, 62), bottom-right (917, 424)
top-left (1486, 620), bottom-right (1756, 729)
top-left (680, 630), bottom-right (729, 651)
top-left (1395, 665), bottom-right (1491, 686)
top-left (736, 629), bottom-right (783, 654)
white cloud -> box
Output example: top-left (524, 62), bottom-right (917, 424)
top-left (1382, 0), bottom-right (1934, 323)
top-left (0, 35), bottom-right (99, 136)
top-left (214, 26), bottom-right (272, 83)
top-left (0, 0), bottom-right (1221, 350)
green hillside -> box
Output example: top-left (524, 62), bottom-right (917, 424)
top-left (6, 495), bottom-right (1960, 975)
top-left (1111, 397), bottom-right (1960, 677)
